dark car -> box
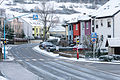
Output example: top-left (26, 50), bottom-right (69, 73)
top-left (99, 55), bottom-right (114, 62)
top-left (112, 55), bottom-right (120, 60)
top-left (40, 42), bottom-right (55, 49)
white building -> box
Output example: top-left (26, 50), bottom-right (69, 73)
top-left (21, 17), bottom-right (43, 39)
top-left (92, 0), bottom-right (120, 51)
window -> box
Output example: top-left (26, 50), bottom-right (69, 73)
top-left (82, 22), bottom-right (85, 28)
top-left (36, 28), bottom-right (38, 33)
top-left (86, 22), bottom-right (89, 29)
top-left (32, 28), bottom-right (34, 30)
top-left (92, 20), bottom-right (94, 25)
top-left (101, 20), bottom-right (103, 26)
top-left (101, 35), bottom-right (103, 41)
top-left (76, 24), bottom-right (78, 30)
top-left (69, 26), bottom-right (71, 30)
top-left (70, 35), bottom-right (71, 40)
top-left (107, 19), bottom-right (111, 27)
top-left (32, 34), bottom-right (34, 36)
top-left (96, 21), bottom-right (98, 29)
top-left (92, 27), bottom-right (94, 32)
top-left (108, 35), bottom-right (111, 38)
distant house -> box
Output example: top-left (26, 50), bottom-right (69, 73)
top-left (0, 8), bottom-right (5, 37)
top-left (67, 19), bottom-right (75, 44)
top-left (49, 24), bottom-right (65, 38)
top-left (92, 0), bottom-right (120, 51)
top-left (21, 17), bottom-right (42, 39)
top-left (67, 15), bottom-right (91, 45)
top-left (78, 15), bottom-right (91, 44)
top-left (73, 21), bottom-right (80, 43)
top-left (9, 18), bottom-right (23, 38)
top-left (106, 38), bottom-right (120, 55)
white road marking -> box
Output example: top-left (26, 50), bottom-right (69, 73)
top-left (25, 59), bottom-right (30, 62)
top-left (39, 59), bottom-right (44, 61)
top-left (16, 60), bottom-right (23, 62)
top-left (32, 59), bottom-right (37, 61)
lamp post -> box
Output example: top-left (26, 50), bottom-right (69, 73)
top-left (3, 13), bottom-right (30, 59)
top-left (3, 20), bottom-right (6, 59)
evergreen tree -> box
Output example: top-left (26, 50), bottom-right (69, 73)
top-left (2, 24), bottom-right (14, 39)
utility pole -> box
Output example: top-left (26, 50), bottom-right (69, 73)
top-left (3, 13), bottom-right (30, 59)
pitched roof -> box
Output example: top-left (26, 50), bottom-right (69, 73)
top-left (106, 38), bottom-right (120, 47)
top-left (93, 0), bottom-right (120, 18)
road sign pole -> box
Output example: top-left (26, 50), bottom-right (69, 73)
top-left (77, 47), bottom-right (79, 59)
top-left (4, 20), bottom-right (6, 59)
top-left (93, 43), bottom-right (95, 59)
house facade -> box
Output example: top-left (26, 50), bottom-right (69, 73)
top-left (0, 8), bottom-right (5, 37)
top-left (21, 17), bottom-right (42, 39)
top-left (92, 0), bottom-right (120, 51)
top-left (67, 15), bottom-right (91, 45)
top-left (68, 23), bottom-right (73, 44)
top-left (10, 18), bottom-right (23, 38)
top-left (73, 22), bottom-right (80, 42)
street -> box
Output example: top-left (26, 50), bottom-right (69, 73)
top-left (9, 43), bottom-right (120, 80)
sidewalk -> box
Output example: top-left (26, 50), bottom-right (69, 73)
top-left (0, 62), bottom-right (41, 80)
top-left (0, 45), bottom-right (42, 80)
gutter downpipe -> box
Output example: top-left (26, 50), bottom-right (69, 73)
top-left (112, 17), bottom-right (114, 38)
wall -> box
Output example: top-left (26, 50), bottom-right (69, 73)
top-left (94, 17), bottom-right (113, 50)
top-left (68, 24), bottom-right (73, 43)
top-left (85, 21), bottom-right (91, 36)
top-left (22, 19), bottom-right (33, 38)
top-left (114, 11), bottom-right (120, 38)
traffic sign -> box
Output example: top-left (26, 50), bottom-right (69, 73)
top-left (91, 32), bottom-right (97, 38)
top-left (92, 38), bottom-right (96, 43)
top-left (33, 14), bottom-right (38, 20)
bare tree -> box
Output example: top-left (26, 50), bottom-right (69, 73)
top-left (38, 1), bottom-right (59, 41)
top-left (83, 35), bottom-right (103, 58)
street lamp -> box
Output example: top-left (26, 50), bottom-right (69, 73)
top-left (3, 13), bottom-right (30, 59)
top-left (3, 20), bottom-right (6, 59)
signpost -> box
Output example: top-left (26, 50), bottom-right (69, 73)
top-left (76, 40), bottom-right (79, 59)
top-left (91, 32), bottom-right (97, 59)
top-left (33, 14), bottom-right (38, 20)
top-left (3, 13), bottom-right (30, 59)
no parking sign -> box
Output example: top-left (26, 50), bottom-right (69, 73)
top-left (91, 32), bottom-right (97, 43)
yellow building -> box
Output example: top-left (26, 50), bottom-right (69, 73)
top-left (32, 26), bottom-right (41, 37)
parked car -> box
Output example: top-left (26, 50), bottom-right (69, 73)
top-left (40, 42), bottom-right (56, 49)
top-left (99, 55), bottom-right (114, 62)
top-left (112, 55), bottom-right (120, 60)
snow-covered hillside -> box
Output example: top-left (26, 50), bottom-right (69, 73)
top-left (0, 0), bottom-right (99, 32)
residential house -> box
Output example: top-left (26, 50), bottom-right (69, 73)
top-left (49, 24), bottom-right (65, 38)
top-left (67, 19), bottom-right (74, 44)
top-left (9, 18), bottom-right (23, 38)
top-left (106, 38), bottom-right (120, 55)
top-left (0, 8), bottom-right (5, 37)
top-left (92, 0), bottom-right (120, 51)
top-left (21, 17), bottom-right (43, 39)
top-left (78, 15), bottom-right (91, 44)
top-left (73, 21), bottom-right (80, 43)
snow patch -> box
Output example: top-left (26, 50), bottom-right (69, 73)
top-left (33, 45), bottom-right (120, 64)
top-left (0, 76), bottom-right (8, 80)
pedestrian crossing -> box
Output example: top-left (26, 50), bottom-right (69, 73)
top-left (16, 58), bottom-right (60, 62)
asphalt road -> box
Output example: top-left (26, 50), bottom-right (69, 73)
top-left (9, 43), bottom-right (120, 80)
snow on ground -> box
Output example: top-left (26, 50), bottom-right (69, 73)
top-left (33, 45), bottom-right (120, 64)
top-left (0, 76), bottom-right (8, 80)
top-left (2, 45), bottom-right (15, 61)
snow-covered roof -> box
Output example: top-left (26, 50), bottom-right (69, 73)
top-left (49, 25), bottom-right (65, 32)
top-left (22, 17), bottom-right (43, 27)
top-left (78, 15), bottom-right (91, 21)
top-left (107, 38), bottom-right (120, 47)
top-left (94, 0), bottom-right (120, 18)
